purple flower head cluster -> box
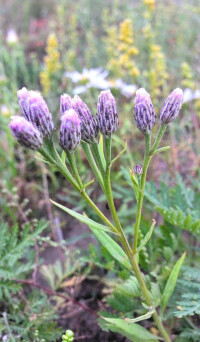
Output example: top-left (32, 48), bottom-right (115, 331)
top-left (133, 164), bottom-right (143, 175)
top-left (133, 88), bottom-right (156, 135)
top-left (59, 109), bottom-right (81, 152)
top-left (17, 88), bottom-right (54, 137)
top-left (97, 90), bottom-right (118, 137)
top-left (160, 88), bottom-right (183, 124)
top-left (9, 116), bottom-right (42, 150)
top-left (60, 94), bottom-right (72, 116)
top-left (71, 95), bottom-right (99, 143)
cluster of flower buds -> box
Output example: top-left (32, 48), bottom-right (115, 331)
top-left (10, 85), bottom-right (183, 154)
top-left (133, 88), bottom-right (183, 134)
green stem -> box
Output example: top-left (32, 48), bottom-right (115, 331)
top-left (150, 124), bottom-right (167, 155)
top-left (104, 137), bottom-right (132, 263)
top-left (66, 151), bottom-right (82, 188)
top-left (40, 139), bottom-right (80, 191)
top-left (91, 142), bottom-right (106, 176)
top-left (40, 141), bottom-right (117, 234)
top-left (81, 142), bottom-right (105, 191)
top-left (133, 134), bottom-right (151, 253)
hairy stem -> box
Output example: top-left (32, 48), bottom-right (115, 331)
top-left (91, 141), bottom-right (106, 176)
top-left (66, 151), bottom-right (82, 188)
top-left (133, 134), bottom-right (151, 253)
top-left (81, 142), bottom-right (105, 190)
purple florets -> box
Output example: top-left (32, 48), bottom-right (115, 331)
top-left (59, 109), bottom-right (81, 152)
top-left (133, 88), bottom-right (156, 135)
top-left (160, 88), bottom-right (183, 124)
top-left (9, 116), bottom-right (42, 150)
top-left (71, 95), bottom-right (98, 143)
top-left (17, 88), bottom-right (54, 137)
top-left (60, 94), bottom-right (72, 116)
top-left (133, 164), bottom-right (143, 175)
top-left (17, 87), bottom-right (29, 119)
top-left (97, 90), bottom-right (118, 137)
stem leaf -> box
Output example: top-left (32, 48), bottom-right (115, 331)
top-left (100, 317), bottom-right (159, 341)
top-left (122, 310), bottom-right (155, 323)
top-left (160, 252), bottom-right (186, 316)
top-left (137, 219), bottom-right (156, 254)
top-left (51, 200), bottom-right (112, 233)
top-left (88, 224), bottom-right (131, 270)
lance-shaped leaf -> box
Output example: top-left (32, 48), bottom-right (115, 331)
top-left (51, 200), bottom-right (112, 233)
top-left (160, 252), bottom-right (186, 316)
top-left (100, 317), bottom-right (159, 342)
top-left (88, 224), bottom-right (131, 270)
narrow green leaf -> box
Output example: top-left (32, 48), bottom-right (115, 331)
top-left (98, 134), bottom-right (106, 168)
top-left (122, 310), bottom-right (155, 323)
top-left (152, 146), bottom-right (170, 155)
top-left (101, 317), bottom-right (159, 341)
top-left (61, 151), bottom-right (66, 164)
top-left (88, 224), bottom-right (131, 270)
top-left (137, 219), bottom-right (156, 253)
top-left (160, 252), bottom-right (186, 315)
top-left (51, 200), bottom-right (111, 233)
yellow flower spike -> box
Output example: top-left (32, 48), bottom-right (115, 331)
top-left (39, 33), bottom-right (61, 94)
top-left (143, 0), bottom-right (155, 11)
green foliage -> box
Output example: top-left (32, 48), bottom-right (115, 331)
top-left (171, 267), bottom-right (200, 318)
top-left (145, 175), bottom-right (200, 236)
top-left (0, 219), bottom-right (62, 341)
top-left (0, 220), bottom-right (48, 296)
top-left (160, 252), bottom-right (186, 316)
top-left (99, 316), bottom-right (159, 342)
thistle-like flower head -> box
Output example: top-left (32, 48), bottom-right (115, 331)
top-left (17, 88), bottom-right (54, 137)
top-left (97, 90), bottom-right (118, 137)
top-left (9, 116), bottom-right (42, 150)
top-left (71, 95), bottom-right (98, 143)
top-left (133, 88), bottom-right (156, 134)
top-left (160, 88), bottom-right (183, 124)
top-left (59, 109), bottom-right (81, 152)
top-left (60, 94), bottom-right (72, 116)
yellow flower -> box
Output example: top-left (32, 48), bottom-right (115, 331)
top-left (181, 62), bottom-right (195, 90)
top-left (39, 33), bottom-right (61, 95)
top-left (39, 70), bottom-right (50, 96)
top-left (143, 0), bottom-right (155, 11)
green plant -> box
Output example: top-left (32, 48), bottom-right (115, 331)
top-left (9, 85), bottom-right (186, 341)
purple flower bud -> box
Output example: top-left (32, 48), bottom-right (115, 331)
top-left (133, 164), bottom-right (143, 175)
top-left (133, 88), bottom-right (156, 134)
top-left (17, 88), bottom-right (54, 137)
top-left (17, 87), bottom-right (29, 119)
top-left (26, 91), bottom-right (54, 137)
top-left (71, 95), bottom-right (98, 143)
top-left (160, 88), bottom-right (183, 124)
top-left (9, 116), bottom-right (42, 150)
top-left (60, 94), bottom-right (72, 116)
top-left (97, 90), bottom-right (118, 137)
top-left (59, 109), bottom-right (81, 152)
